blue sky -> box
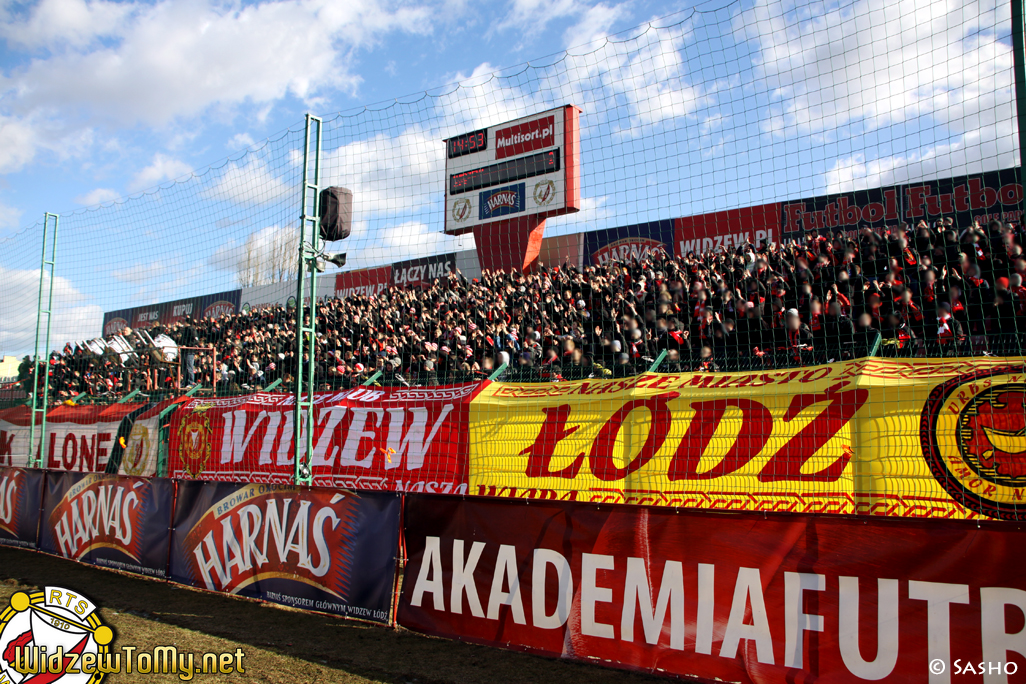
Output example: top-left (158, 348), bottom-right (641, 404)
top-left (0, 0), bottom-right (1018, 356)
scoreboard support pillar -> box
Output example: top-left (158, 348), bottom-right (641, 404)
top-left (473, 216), bottom-right (546, 273)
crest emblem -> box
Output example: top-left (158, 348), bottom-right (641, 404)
top-left (177, 407), bottom-right (213, 479)
top-left (452, 199), bottom-right (471, 223)
top-left (533, 180), bottom-right (555, 206)
top-left (122, 426), bottom-right (152, 477)
top-left (921, 366), bottom-right (1026, 520)
top-left (0, 587), bottom-right (114, 683)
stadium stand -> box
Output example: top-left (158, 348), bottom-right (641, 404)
top-left (17, 215), bottom-right (1026, 403)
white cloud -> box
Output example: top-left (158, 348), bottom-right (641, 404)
top-left (380, 220), bottom-right (460, 260)
top-left (434, 64), bottom-right (542, 135)
top-left (562, 2), bottom-right (629, 47)
top-left (332, 219), bottom-right (468, 270)
top-left (0, 116), bottom-right (39, 174)
top-left (825, 123), bottom-right (1019, 194)
top-left (203, 157), bottom-right (290, 205)
top-left (0, 0), bottom-right (134, 49)
top-left (0, 0), bottom-right (439, 174)
top-left (228, 133), bottom-right (256, 150)
top-left (494, 0), bottom-right (629, 50)
top-left (0, 265), bottom-right (103, 356)
top-left (128, 153), bottom-right (193, 192)
top-left (0, 201), bottom-right (23, 230)
top-left (321, 126), bottom-right (444, 215)
top-left (547, 194), bottom-right (612, 232)
top-left (75, 187), bottom-right (119, 205)
top-left (111, 260), bottom-right (166, 284)
top-left (736, 0), bottom-right (1015, 148)
top-left (735, 0), bottom-right (1018, 192)
top-left (492, 0), bottom-right (581, 39)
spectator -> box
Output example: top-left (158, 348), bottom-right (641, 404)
top-left (26, 216), bottom-right (1026, 402)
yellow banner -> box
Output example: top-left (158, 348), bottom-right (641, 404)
top-left (467, 357), bottom-right (1026, 520)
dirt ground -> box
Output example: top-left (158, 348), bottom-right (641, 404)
top-left (0, 547), bottom-right (668, 684)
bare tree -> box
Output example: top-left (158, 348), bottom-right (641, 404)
top-left (235, 225), bottom-right (300, 286)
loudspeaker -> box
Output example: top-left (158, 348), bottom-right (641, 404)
top-left (319, 187), bottom-right (353, 241)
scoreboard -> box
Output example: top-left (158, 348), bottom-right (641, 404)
top-left (444, 105), bottom-right (580, 235)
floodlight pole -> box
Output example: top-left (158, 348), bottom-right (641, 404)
top-left (294, 114), bottom-right (322, 486)
top-left (28, 213), bottom-right (59, 468)
top-left (1015, 0), bottom-right (1026, 174)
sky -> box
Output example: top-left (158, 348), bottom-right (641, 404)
top-left (0, 0), bottom-right (1019, 357)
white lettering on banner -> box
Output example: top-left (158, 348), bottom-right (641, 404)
top-left (532, 549), bottom-right (573, 629)
top-left (53, 484), bottom-right (137, 556)
top-left (214, 405), bottom-right (454, 471)
top-left (678, 229), bottom-right (774, 255)
top-left (0, 473), bottom-right (16, 524)
top-left (192, 499), bottom-right (340, 591)
top-left (909, 580), bottom-right (970, 682)
top-left (172, 303), bottom-right (194, 317)
top-left (592, 239), bottom-right (665, 266)
top-left (495, 125), bottom-right (553, 151)
top-left (336, 283), bottom-right (388, 299)
top-left (784, 572), bottom-right (825, 669)
top-left (838, 577), bottom-right (900, 680)
top-left (621, 558), bottom-right (684, 650)
top-left (394, 261), bottom-right (452, 287)
top-left (408, 539), bottom-right (1024, 679)
top-left (719, 567), bottom-right (774, 664)
top-left (486, 191), bottom-right (518, 213)
top-left (980, 588), bottom-right (1026, 684)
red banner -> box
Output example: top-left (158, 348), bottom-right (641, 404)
top-left (334, 266), bottom-right (392, 299)
top-left (675, 203), bottom-right (780, 255)
top-left (399, 496), bottom-right (1026, 683)
top-left (168, 385), bottom-right (478, 492)
top-left (0, 403), bottom-right (145, 471)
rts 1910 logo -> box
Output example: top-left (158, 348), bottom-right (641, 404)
top-left (921, 366), bottom-right (1026, 520)
top-left (451, 199), bottom-right (471, 223)
top-left (0, 586), bottom-right (115, 684)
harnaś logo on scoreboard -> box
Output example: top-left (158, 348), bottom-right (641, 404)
top-left (478, 183), bottom-right (525, 220)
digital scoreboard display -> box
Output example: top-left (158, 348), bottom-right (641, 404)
top-left (443, 105), bottom-right (580, 235)
top-left (449, 149), bottom-right (559, 195)
top-left (447, 129), bottom-right (487, 158)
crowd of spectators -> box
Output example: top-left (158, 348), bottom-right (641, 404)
top-left (16, 215), bottom-right (1026, 402)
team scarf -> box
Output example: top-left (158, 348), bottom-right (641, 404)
top-left (808, 312), bottom-right (823, 332)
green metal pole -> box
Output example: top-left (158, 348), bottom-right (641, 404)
top-left (647, 350), bottom-right (668, 373)
top-left (1013, 0), bottom-right (1026, 172)
top-left (487, 363), bottom-right (508, 381)
top-left (868, 331), bottom-right (883, 358)
top-left (1012, 0), bottom-right (1026, 241)
top-left (294, 114), bottom-right (322, 486)
top-left (155, 382), bottom-right (203, 477)
top-left (28, 213), bottom-right (58, 468)
top-left (118, 388), bottom-right (142, 403)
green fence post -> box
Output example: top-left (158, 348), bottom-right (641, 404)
top-left (28, 213), bottom-right (59, 468)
